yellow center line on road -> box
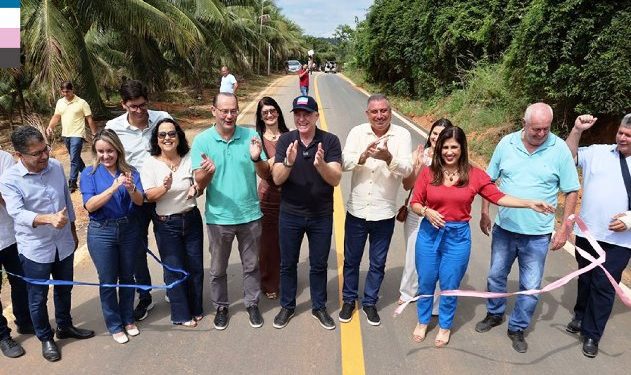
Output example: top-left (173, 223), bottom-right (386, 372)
top-left (313, 75), bottom-right (366, 375)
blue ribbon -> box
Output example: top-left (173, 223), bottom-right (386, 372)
top-left (1, 249), bottom-right (188, 290)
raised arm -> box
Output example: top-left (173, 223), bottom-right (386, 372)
top-left (566, 115), bottom-right (598, 163)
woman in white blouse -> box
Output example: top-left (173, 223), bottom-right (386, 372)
top-left (141, 119), bottom-right (204, 327)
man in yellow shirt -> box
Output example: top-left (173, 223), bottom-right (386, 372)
top-left (46, 81), bottom-right (97, 192)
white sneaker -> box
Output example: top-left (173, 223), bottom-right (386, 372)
top-left (113, 332), bottom-right (129, 344)
top-left (125, 324), bottom-right (140, 337)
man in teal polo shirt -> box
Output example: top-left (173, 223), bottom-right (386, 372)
top-left (475, 102), bottom-right (580, 353)
top-left (191, 93), bottom-right (269, 330)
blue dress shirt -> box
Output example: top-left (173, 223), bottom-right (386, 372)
top-left (0, 158), bottom-right (77, 263)
top-left (80, 164), bottom-right (144, 221)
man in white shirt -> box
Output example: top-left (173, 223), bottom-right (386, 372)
top-left (219, 66), bottom-right (238, 94)
top-left (564, 113), bottom-right (631, 358)
top-left (105, 79), bottom-right (172, 322)
top-left (339, 94), bottom-right (412, 325)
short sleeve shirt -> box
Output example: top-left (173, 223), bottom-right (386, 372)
top-left (575, 144), bottom-right (631, 247)
top-left (487, 130), bottom-right (580, 234)
top-left (191, 126), bottom-right (265, 225)
top-left (54, 95), bottom-right (92, 138)
top-left (140, 153), bottom-right (197, 216)
top-left (80, 165), bottom-right (144, 221)
top-left (274, 128), bottom-right (342, 217)
top-left (220, 74), bottom-right (237, 93)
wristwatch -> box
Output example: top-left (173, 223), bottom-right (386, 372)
top-left (283, 157), bottom-right (294, 168)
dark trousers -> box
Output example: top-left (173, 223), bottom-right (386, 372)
top-left (573, 236), bottom-right (631, 342)
top-left (87, 217), bottom-right (137, 334)
top-left (342, 213), bottom-right (395, 306)
top-left (279, 212), bottom-right (332, 311)
top-left (132, 202), bottom-right (156, 302)
top-left (0, 243), bottom-right (33, 339)
top-left (63, 136), bottom-right (85, 183)
top-left (20, 252), bottom-right (74, 342)
top-left (154, 207), bottom-right (204, 322)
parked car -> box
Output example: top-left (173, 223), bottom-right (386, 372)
top-left (286, 60), bottom-right (301, 74)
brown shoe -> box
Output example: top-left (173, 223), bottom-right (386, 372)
top-left (435, 328), bottom-right (451, 348)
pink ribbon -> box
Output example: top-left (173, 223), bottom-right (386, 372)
top-left (393, 215), bottom-right (631, 317)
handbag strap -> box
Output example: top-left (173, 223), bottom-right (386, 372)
top-left (403, 189), bottom-right (413, 206)
top-left (619, 151), bottom-right (631, 210)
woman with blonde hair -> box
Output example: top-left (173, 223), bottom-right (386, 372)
top-left (80, 129), bottom-right (144, 344)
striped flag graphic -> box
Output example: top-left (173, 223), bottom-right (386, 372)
top-left (0, 0), bottom-right (20, 67)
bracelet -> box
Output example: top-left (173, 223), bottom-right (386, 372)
top-left (251, 155), bottom-right (262, 163)
top-left (193, 185), bottom-right (199, 196)
top-left (420, 206), bottom-right (427, 216)
top-left (282, 157), bottom-right (294, 168)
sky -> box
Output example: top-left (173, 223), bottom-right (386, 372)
top-left (274, 0), bottom-right (373, 38)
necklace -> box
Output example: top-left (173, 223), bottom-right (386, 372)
top-left (265, 132), bottom-right (280, 141)
top-left (443, 169), bottom-right (459, 182)
top-left (161, 156), bottom-right (181, 172)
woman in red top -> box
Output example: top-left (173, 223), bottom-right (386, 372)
top-left (409, 126), bottom-right (553, 347)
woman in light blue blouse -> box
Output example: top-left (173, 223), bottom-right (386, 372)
top-left (80, 129), bottom-right (144, 344)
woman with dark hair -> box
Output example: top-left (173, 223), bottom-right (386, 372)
top-left (409, 126), bottom-right (554, 347)
top-left (140, 118), bottom-right (204, 327)
top-left (80, 129), bottom-right (145, 344)
top-left (398, 119), bottom-right (453, 306)
top-left (255, 96), bottom-right (289, 299)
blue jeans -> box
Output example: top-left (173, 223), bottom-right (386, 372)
top-left (132, 202), bottom-right (156, 302)
top-left (573, 236), bottom-right (631, 341)
top-left (64, 136), bottom-right (85, 183)
top-left (20, 252), bottom-right (74, 341)
top-left (154, 207), bottom-right (204, 322)
top-left (87, 217), bottom-right (138, 334)
top-left (486, 225), bottom-right (551, 331)
top-left (300, 85), bottom-right (308, 96)
top-left (416, 220), bottom-right (471, 329)
top-left (0, 243), bottom-right (33, 339)
top-left (342, 212), bottom-right (395, 306)
top-left (279, 212), bottom-right (332, 310)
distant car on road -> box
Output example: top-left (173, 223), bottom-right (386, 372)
top-left (286, 60), bottom-right (301, 74)
top-left (324, 61), bottom-right (337, 73)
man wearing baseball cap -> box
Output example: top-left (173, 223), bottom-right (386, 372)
top-left (271, 96), bottom-right (342, 330)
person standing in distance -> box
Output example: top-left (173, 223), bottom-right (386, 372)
top-left (298, 64), bottom-right (309, 96)
top-left (46, 81), bottom-right (98, 193)
top-left (219, 66), bottom-right (238, 94)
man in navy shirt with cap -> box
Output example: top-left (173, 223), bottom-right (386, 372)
top-left (271, 96), bottom-right (342, 330)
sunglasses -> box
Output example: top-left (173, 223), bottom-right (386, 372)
top-left (262, 109), bottom-right (277, 116)
top-left (157, 131), bottom-right (177, 139)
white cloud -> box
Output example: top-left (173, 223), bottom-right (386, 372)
top-left (274, 0), bottom-right (373, 37)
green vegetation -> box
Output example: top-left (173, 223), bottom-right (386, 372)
top-left (0, 0), bottom-right (307, 124)
top-left (336, 0), bottom-right (630, 160)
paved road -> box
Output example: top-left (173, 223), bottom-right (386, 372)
top-left (1, 73), bottom-right (630, 374)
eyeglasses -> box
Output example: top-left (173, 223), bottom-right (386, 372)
top-left (126, 102), bottom-right (148, 111)
top-left (216, 108), bottom-right (239, 116)
top-left (157, 131), bottom-right (177, 139)
top-left (23, 144), bottom-right (51, 158)
top-left (262, 109), bottom-right (277, 116)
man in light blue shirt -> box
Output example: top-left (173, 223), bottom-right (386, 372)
top-left (219, 66), bottom-right (238, 94)
top-left (564, 113), bottom-right (631, 358)
top-left (475, 103), bottom-right (580, 353)
top-left (192, 93), bottom-right (268, 330)
top-left (0, 149), bottom-right (33, 359)
top-left (105, 79), bottom-right (172, 321)
top-left (0, 126), bottom-right (94, 362)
